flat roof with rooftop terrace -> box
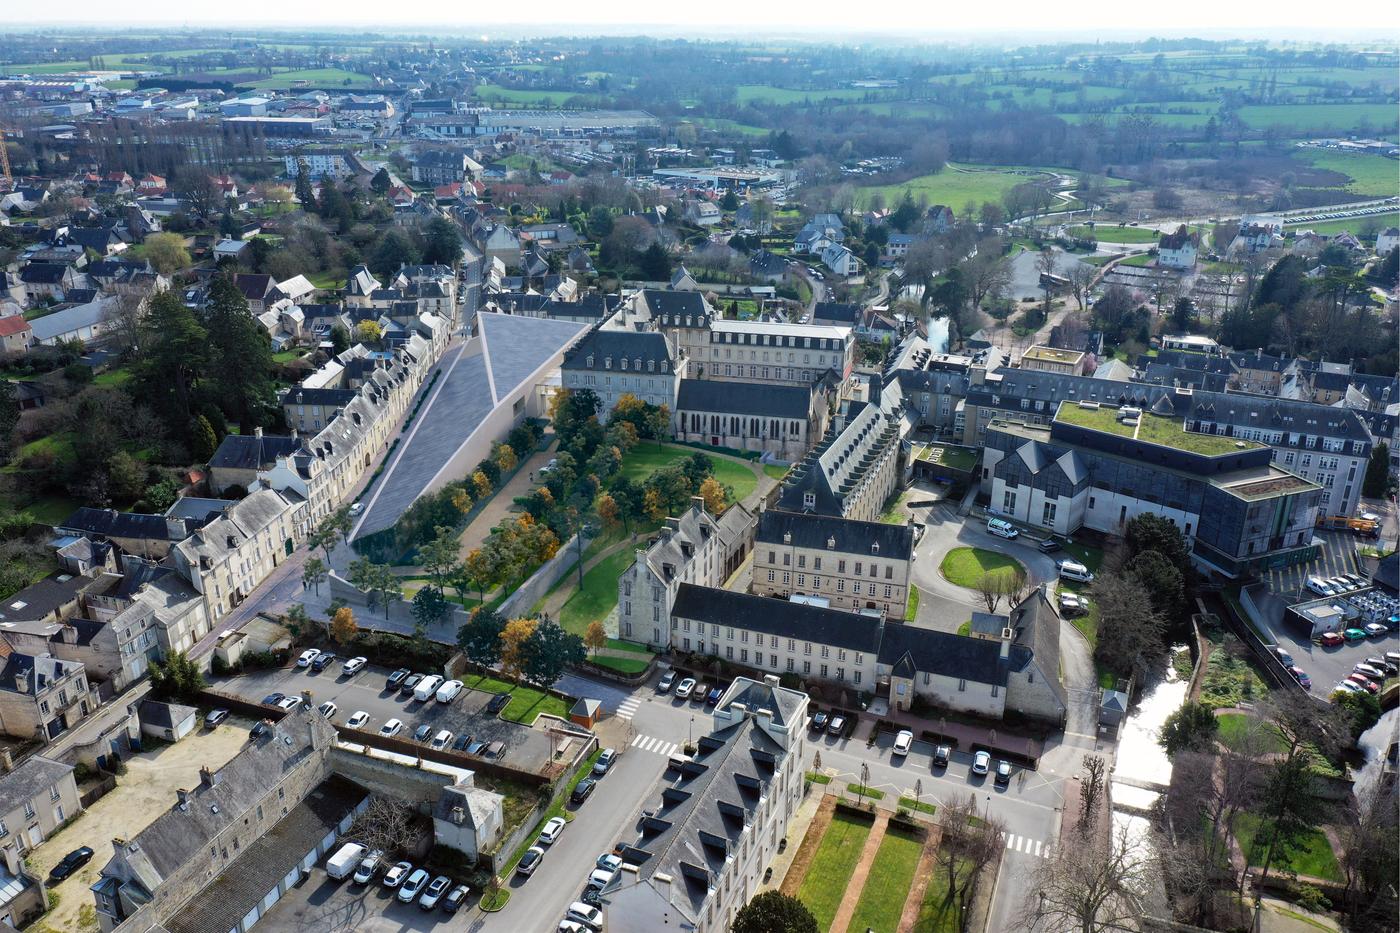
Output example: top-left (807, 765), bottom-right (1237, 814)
top-left (1054, 400), bottom-right (1265, 457)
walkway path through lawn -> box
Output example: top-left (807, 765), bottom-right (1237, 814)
top-left (897, 826), bottom-right (944, 932)
top-left (781, 795), bottom-right (837, 896)
top-left (829, 809), bottom-right (890, 933)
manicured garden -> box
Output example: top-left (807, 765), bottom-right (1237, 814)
top-left (1232, 812), bottom-right (1342, 881)
top-left (939, 547), bottom-right (1024, 588)
top-left (618, 442), bottom-right (757, 503)
top-left (464, 672), bottom-right (570, 725)
top-left (797, 811), bottom-right (874, 930)
top-left (848, 827), bottom-right (925, 933)
top-left (558, 548), bottom-right (635, 636)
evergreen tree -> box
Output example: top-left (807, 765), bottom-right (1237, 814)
top-left (293, 160), bottom-right (316, 211)
top-left (1362, 443), bottom-right (1391, 499)
top-left (0, 380), bottom-right (18, 460)
top-left (133, 290), bottom-right (208, 432)
top-left (369, 229), bottom-right (421, 277)
top-left (317, 177), bottom-right (354, 233)
top-left (203, 275), bottom-right (275, 434)
top-left (422, 215), bottom-right (462, 266)
top-left (638, 241), bottom-right (672, 280)
top-left (190, 415), bottom-right (219, 462)
top-left (329, 322), bottom-right (351, 356)
top-left (370, 167), bottom-right (392, 196)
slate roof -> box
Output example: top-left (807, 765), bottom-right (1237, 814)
top-left (19, 263), bottom-right (69, 284)
top-left (138, 699), bottom-right (197, 730)
top-left (283, 387), bottom-right (358, 408)
top-left (811, 301), bottom-right (860, 326)
top-left (207, 434), bottom-right (301, 471)
top-left (877, 621), bottom-right (1017, 686)
top-left (0, 652), bottom-right (82, 695)
top-left (676, 379), bottom-right (811, 419)
top-left (671, 584), bottom-right (884, 654)
top-left (714, 676), bottom-right (806, 728)
top-left (638, 289), bottom-right (712, 323)
top-left (1007, 589), bottom-right (1066, 706)
top-left (164, 776), bottom-right (366, 933)
top-left (562, 328), bottom-right (676, 370)
top-left (58, 507), bottom-right (177, 541)
top-left (755, 509), bottom-right (914, 561)
top-left (0, 755), bottom-right (72, 816)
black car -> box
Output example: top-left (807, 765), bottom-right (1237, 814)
top-left (261, 692), bottom-right (285, 706)
top-left (486, 693), bottom-right (511, 714)
top-left (571, 778), bottom-right (597, 804)
top-left (250, 721), bottom-right (272, 739)
top-left (452, 733), bottom-right (473, 752)
top-left (399, 673), bottom-right (424, 696)
top-left (414, 723), bottom-right (433, 742)
top-left (387, 668), bottom-right (410, 690)
top-left (1037, 537), bottom-right (1063, 553)
top-left (49, 846), bottom-right (95, 882)
top-left (311, 651), bottom-right (336, 671)
top-left (810, 711), bottom-right (828, 732)
top-left (443, 884), bottom-right (469, 913)
top-left (932, 745), bottom-right (951, 768)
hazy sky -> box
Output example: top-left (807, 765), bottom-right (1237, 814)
top-left (3, 0), bottom-right (1397, 37)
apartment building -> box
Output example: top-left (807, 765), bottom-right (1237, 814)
top-left (560, 329), bottom-right (686, 419)
top-left (694, 320), bottom-right (854, 388)
top-left (0, 754), bottom-right (81, 927)
top-left (777, 387), bottom-right (904, 523)
top-left (751, 509), bottom-right (914, 620)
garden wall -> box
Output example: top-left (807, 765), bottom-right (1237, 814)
top-left (497, 532), bottom-right (583, 619)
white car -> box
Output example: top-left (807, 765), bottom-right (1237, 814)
top-left (1058, 559), bottom-right (1094, 583)
top-left (348, 502), bottom-right (365, 516)
top-left (296, 648), bottom-right (320, 667)
top-left (379, 718), bottom-right (404, 738)
top-left (588, 866), bottom-right (618, 890)
top-left (596, 853), bottom-right (623, 873)
top-left (675, 677), bottom-right (697, 699)
top-left (397, 868), bottom-right (430, 903)
top-left (346, 711), bottom-right (370, 729)
top-left (317, 701), bottom-right (338, 720)
top-left (342, 656), bottom-right (367, 676)
top-left (435, 679), bottom-right (464, 703)
top-left (971, 750), bottom-right (991, 776)
top-left (559, 922), bottom-right (590, 933)
top-left (430, 729), bottom-right (453, 750)
top-left (517, 846), bottom-right (545, 877)
top-left (892, 730), bottom-right (914, 757)
top-left (1305, 576), bottom-right (1335, 597)
top-left (565, 901), bottom-right (604, 930)
top-left (539, 816), bottom-right (566, 845)
top-left (276, 696), bottom-right (301, 711)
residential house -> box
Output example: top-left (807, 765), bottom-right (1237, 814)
top-left (810, 302), bottom-right (860, 328)
top-left (924, 205), bottom-right (955, 234)
top-left (747, 250), bottom-right (787, 283)
top-left (281, 388), bottom-right (358, 434)
top-left (1229, 221), bottom-right (1282, 255)
top-left (616, 497), bottom-right (755, 647)
top-left (605, 676), bottom-right (807, 933)
top-left (1157, 225), bottom-right (1199, 270)
top-left (18, 263), bottom-right (81, 305)
top-left (750, 510), bottom-right (914, 620)
top-left (820, 243), bottom-right (859, 277)
top-left (283, 150), bottom-right (356, 180)
top-left (683, 199), bottom-right (722, 226)
top-left (0, 318), bottom-right (32, 354)
top-left (669, 265), bottom-right (699, 291)
top-left (27, 295), bottom-right (114, 346)
top-left (343, 265), bottom-right (381, 308)
top-left (0, 647), bottom-right (94, 741)
top-left (411, 150), bottom-right (477, 186)
top-left (884, 232), bottom-right (916, 263)
top-left (1376, 227), bottom-right (1399, 255)
top-left (208, 431), bottom-right (302, 494)
top-left (794, 213), bottom-right (844, 254)
top-left (0, 755), bottom-right (81, 927)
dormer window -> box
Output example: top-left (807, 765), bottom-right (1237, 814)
top-left (803, 492), bottom-right (816, 510)
top-left (620, 358), bottom-right (628, 371)
top-left (604, 358), bottom-right (612, 370)
top-left (634, 358), bottom-right (642, 371)
top-left (648, 360), bottom-right (655, 372)
top-left (871, 543), bottom-right (880, 554)
top-left (827, 536), bottom-right (835, 549)
top-left (586, 355), bottom-right (594, 368)
top-left (783, 532), bottom-right (791, 544)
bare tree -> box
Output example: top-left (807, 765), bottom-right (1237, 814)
top-left (100, 291), bottom-right (147, 358)
top-left (1036, 247), bottom-right (1059, 316)
top-left (965, 248), bottom-right (1012, 316)
top-left (1019, 823), bottom-right (1154, 932)
top-left (1079, 754), bottom-right (1107, 838)
top-left (936, 794), bottom-right (1007, 925)
top-left (1337, 781), bottom-right (1399, 931)
top-left (349, 797), bottom-right (417, 855)
top-left (977, 572), bottom-right (1010, 613)
top-left (1068, 261), bottom-right (1096, 311)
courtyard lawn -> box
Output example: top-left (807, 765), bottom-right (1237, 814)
top-left (797, 811), bottom-right (874, 931)
top-left (558, 548), bottom-right (636, 637)
top-left (617, 442), bottom-right (756, 504)
top-left (848, 827), bottom-right (926, 933)
top-left (463, 672), bottom-right (570, 725)
top-left (1069, 224), bottom-right (1160, 244)
top-left (916, 857), bottom-right (972, 933)
top-left (1215, 712), bottom-right (1288, 754)
top-left (939, 547), bottom-right (1024, 588)
top-left (1233, 812), bottom-right (1342, 882)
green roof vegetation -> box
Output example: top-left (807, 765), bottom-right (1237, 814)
top-left (1054, 401), bottom-right (1264, 456)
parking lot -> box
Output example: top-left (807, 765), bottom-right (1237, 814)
top-left (1261, 531), bottom-right (1363, 599)
top-left (255, 866), bottom-right (476, 933)
top-left (1248, 586), bottom-right (1399, 696)
top-left (212, 662), bottom-right (555, 772)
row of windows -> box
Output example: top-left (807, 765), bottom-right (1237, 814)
top-left (764, 569), bottom-right (894, 598)
top-left (712, 331), bottom-right (842, 350)
top-left (680, 639), bottom-right (864, 685)
top-left (582, 355), bottom-right (670, 373)
top-left (767, 552), bottom-right (895, 578)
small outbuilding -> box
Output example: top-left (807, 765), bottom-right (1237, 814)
top-left (569, 697), bottom-right (602, 730)
top-left (1098, 689), bottom-right (1130, 729)
top-left (139, 699), bottom-right (198, 742)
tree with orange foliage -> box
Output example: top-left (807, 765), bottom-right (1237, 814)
top-left (699, 476), bottom-right (727, 513)
top-left (584, 620), bottom-right (608, 656)
top-left (499, 617), bottom-right (539, 679)
top-left (330, 605), bottom-right (358, 645)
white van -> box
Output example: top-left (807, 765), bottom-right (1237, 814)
top-left (1058, 560), bottom-right (1094, 584)
top-left (987, 517), bottom-right (1019, 539)
top-left (326, 842), bottom-right (368, 881)
top-left (414, 674), bottom-right (444, 702)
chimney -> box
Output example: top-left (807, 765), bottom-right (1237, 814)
top-left (198, 766), bottom-right (217, 789)
top-left (763, 674), bottom-right (779, 687)
top-left (731, 702), bottom-right (748, 719)
top-left (690, 496), bottom-right (704, 514)
top-left (0, 748), bottom-right (12, 773)
top-left (176, 788), bottom-right (190, 809)
top-left (1000, 628), bottom-right (1014, 659)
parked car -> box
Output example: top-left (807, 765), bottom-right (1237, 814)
top-left (452, 733), bottom-right (473, 751)
top-left (994, 760), bottom-right (1012, 786)
top-left (311, 651), bottom-right (337, 671)
top-left (971, 750), bottom-right (991, 776)
top-left (571, 778), bottom-right (597, 804)
top-left (419, 875), bottom-right (451, 910)
top-left (559, 922), bottom-right (590, 933)
top-left (346, 711), bottom-right (370, 729)
top-left (932, 745), bottom-right (951, 768)
top-left (539, 816), bottom-right (567, 845)
top-left (414, 675), bottom-right (445, 702)
top-left (352, 850), bottom-right (383, 885)
top-left (430, 730), bottom-right (454, 750)
top-left (399, 673), bottom-right (424, 696)
top-left (261, 692), bottom-right (286, 706)
top-left (986, 517), bottom-right (1019, 539)
top-left (414, 723), bottom-right (433, 742)
top-left (486, 692), bottom-right (512, 714)
top-left (517, 846), bottom-right (545, 877)
top-left (810, 711), bottom-right (828, 732)
top-left (48, 846), bottom-right (95, 882)
top-left (436, 679), bottom-right (464, 703)
top-left (1290, 667), bottom-right (1312, 689)
top-left (657, 671), bottom-right (676, 693)
top-left (1058, 592), bottom-right (1083, 615)
top-left (1320, 631), bottom-right (1345, 647)
top-left (1364, 623), bottom-right (1389, 638)
top-left (296, 648), bottom-right (320, 667)
top-left (1343, 628), bottom-right (1368, 643)
top-left (593, 748), bottom-right (617, 775)
top-left (443, 883), bottom-right (470, 913)
top-left (276, 696), bottom-right (301, 711)
top-left (348, 501), bottom-right (365, 516)
top-left (1333, 681), bottom-right (1361, 695)
top-left (596, 853), bottom-right (623, 873)
top-left (316, 701), bottom-right (338, 720)
top-left (1058, 559), bottom-right (1094, 583)
top-left (466, 740), bottom-right (488, 756)
top-left (1388, 651), bottom-right (1400, 667)
top-left (1273, 647), bottom-right (1295, 667)
top-left (204, 708), bottom-right (230, 728)
top-left (1354, 664), bottom-right (1385, 680)
top-left (827, 715), bottom-right (847, 737)
top-left (382, 861), bottom-right (412, 889)
top-left (327, 843), bottom-right (368, 881)
top-left (705, 686), bottom-right (723, 707)
top-left (588, 867), bottom-right (618, 891)
top-left (565, 901), bottom-right (605, 930)
top-left (397, 868), bottom-right (430, 902)
top-left (1038, 537), bottom-right (1063, 553)
top-left (341, 656), bottom-right (367, 676)
top-left (689, 682), bottom-right (709, 703)
top-left (892, 730), bottom-right (914, 757)
top-left (379, 719), bottom-right (404, 738)
top-left (1305, 577), bottom-right (1335, 597)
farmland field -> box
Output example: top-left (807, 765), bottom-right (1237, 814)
top-left (237, 68), bottom-right (375, 89)
top-left (736, 84), bottom-right (898, 105)
top-left (857, 163), bottom-right (1057, 209)
top-left (1293, 149), bottom-right (1400, 197)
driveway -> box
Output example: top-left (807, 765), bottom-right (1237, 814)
top-left (910, 513), bottom-right (1060, 611)
top-left (210, 663), bottom-right (555, 773)
top-left (255, 866), bottom-right (475, 932)
top-left (28, 720), bottom-right (255, 933)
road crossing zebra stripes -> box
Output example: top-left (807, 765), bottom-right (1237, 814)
top-left (1004, 832), bottom-right (1051, 858)
top-left (630, 733), bottom-right (680, 757)
top-left (616, 695), bottom-right (642, 721)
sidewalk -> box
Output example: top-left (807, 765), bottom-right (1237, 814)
top-left (457, 439), bottom-right (558, 562)
top-left (762, 788), bottom-right (825, 894)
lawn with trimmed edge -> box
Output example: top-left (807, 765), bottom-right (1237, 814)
top-left (558, 548), bottom-right (636, 636)
top-left (856, 163), bottom-right (1052, 211)
top-left (916, 857), bottom-right (972, 932)
top-left (939, 547), bottom-right (1024, 588)
top-left (463, 672), bottom-right (569, 725)
top-left (1232, 811), bottom-right (1341, 881)
top-left (848, 827), bottom-right (926, 933)
top-left (797, 811), bottom-right (874, 931)
top-left (1069, 224), bottom-right (1160, 243)
top-left (617, 442), bottom-right (756, 504)
top-left (898, 798), bottom-right (937, 816)
top-left (905, 587), bottom-right (921, 622)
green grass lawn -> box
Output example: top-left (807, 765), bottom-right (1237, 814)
top-left (617, 442), bottom-right (756, 504)
top-left (898, 798), bottom-right (937, 815)
top-left (693, 117), bottom-right (770, 137)
top-left (1233, 812), bottom-right (1341, 881)
top-left (307, 272), bottom-right (346, 289)
top-left (905, 587), bottom-right (921, 622)
top-left (558, 548), bottom-right (635, 636)
top-left (1069, 224), bottom-right (1160, 244)
top-left (1215, 712), bottom-right (1289, 754)
top-left (0, 494), bottom-right (80, 527)
top-left (916, 857), bottom-right (972, 933)
top-left (848, 827), bottom-right (925, 933)
top-left (915, 444), bottom-right (979, 472)
top-left (857, 163), bottom-right (1050, 211)
top-left (590, 654), bottom-right (650, 674)
top-left (939, 547), bottom-right (1024, 588)
top-left (463, 672), bottom-right (570, 725)
top-left (237, 67), bottom-right (375, 89)
top-left (798, 811), bottom-right (874, 931)
top-left (847, 783), bottom-right (885, 801)
top-left (763, 463), bottom-right (790, 481)
top-left (736, 84), bottom-right (891, 105)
